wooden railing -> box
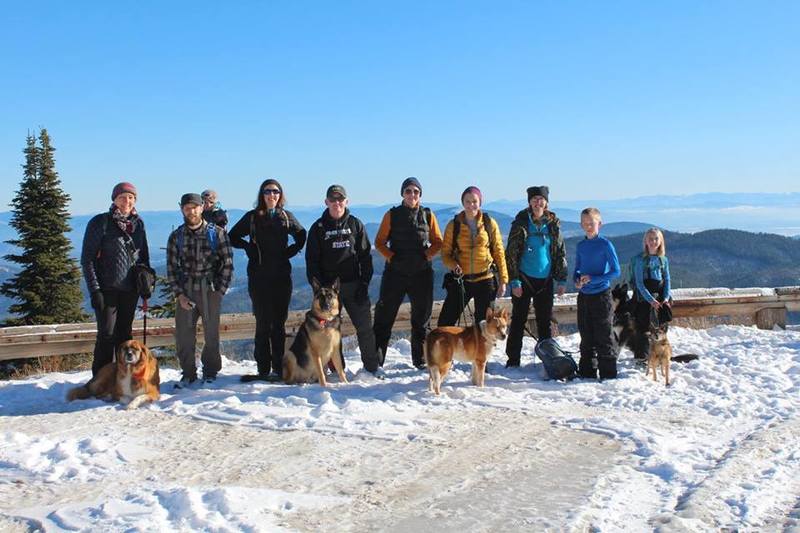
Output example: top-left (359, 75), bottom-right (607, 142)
top-left (2, 287), bottom-right (799, 361)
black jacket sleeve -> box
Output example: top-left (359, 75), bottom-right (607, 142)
top-left (285, 211), bottom-right (307, 259)
top-left (305, 222), bottom-right (322, 285)
top-left (354, 218), bottom-right (373, 284)
top-left (138, 219), bottom-right (151, 268)
top-left (228, 211), bottom-right (252, 249)
top-left (80, 214), bottom-right (105, 293)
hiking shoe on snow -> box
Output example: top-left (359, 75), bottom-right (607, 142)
top-left (370, 367), bottom-right (386, 380)
top-left (174, 376), bottom-right (197, 390)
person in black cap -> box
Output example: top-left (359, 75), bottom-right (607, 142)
top-left (504, 185), bottom-right (568, 367)
top-left (372, 177), bottom-right (444, 369)
top-left (229, 178), bottom-right (307, 382)
top-left (305, 184), bottom-right (380, 375)
top-left (167, 192), bottom-right (234, 388)
top-left (81, 181), bottom-right (151, 376)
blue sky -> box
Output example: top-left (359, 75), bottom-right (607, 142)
top-left (1, 1), bottom-right (798, 214)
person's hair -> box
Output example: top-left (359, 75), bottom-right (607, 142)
top-left (580, 207), bottom-right (602, 220)
top-left (255, 178), bottom-right (286, 213)
top-left (461, 186), bottom-right (482, 206)
top-left (642, 227), bottom-right (666, 256)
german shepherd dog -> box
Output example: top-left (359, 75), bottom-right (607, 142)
top-left (647, 323), bottom-right (672, 386)
top-left (611, 283), bottom-right (648, 359)
top-left (67, 339), bottom-right (160, 409)
top-left (283, 278), bottom-right (348, 387)
top-left (425, 307), bottom-right (509, 395)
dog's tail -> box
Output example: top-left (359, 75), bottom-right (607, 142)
top-left (66, 384), bottom-right (91, 402)
top-left (671, 353), bottom-right (700, 363)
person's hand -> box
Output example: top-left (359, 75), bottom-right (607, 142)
top-left (453, 264), bottom-right (463, 276)
top-left (90, 291), bottom-right (104, 311)
top-left (512, 286), bottom-right (523, 298)
top-left (557, 285), bottom-right (566, 297)
top-left (579, 274), bottom-right (591, 286)
top-left (496, 282), bottom-right (507, 298)
top-left (178, 294), bottom-right (194, 311)
top-left (650, 300), bottom-right (661, 310)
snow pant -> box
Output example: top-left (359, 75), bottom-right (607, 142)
top-left (92, 288), bottom-right (139, 376)
top-left (373, 266), bottom-right (433, 368)
top-left (249, 271), bottom-right (292, 375)
top-left (437, 277), bottom-right (496, 328)
top-left (339, 280), bottom-right (380, 372)
top-left (577, 289), bottom-right (617, 379)
top-left (505, 275), bottom-right (554, 366)
top-left (174, 287), bottom-right (223, 380)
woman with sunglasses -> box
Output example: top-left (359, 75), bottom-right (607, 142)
top-left (373, 177), bottom-right (443, 369)
top-left (229, 179), bottom-right (306, 382)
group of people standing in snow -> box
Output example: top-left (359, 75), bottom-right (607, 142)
top-left (81, 178), bottom-right (673, 387)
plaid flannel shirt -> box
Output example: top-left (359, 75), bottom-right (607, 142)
top-left (166, 222), bottom-right (234, 296)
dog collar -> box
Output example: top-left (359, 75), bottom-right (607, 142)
top-left (132, 367), bottom-right (146, 381)
top-left (318, 318), bottom-right (337, 328)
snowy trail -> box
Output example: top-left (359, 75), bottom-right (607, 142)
top-left (2, 324), bottom-right (800, 531)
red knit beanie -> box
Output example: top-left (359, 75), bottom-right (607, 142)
top-left (112, 182), bottom-right (137, 200)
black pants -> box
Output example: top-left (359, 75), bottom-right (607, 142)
top-left (92, 288), bottom-right (139, 376)
top-left (438, 277), bottom-right (496, 328)
top-left (577, 289), bottom-right (617, 379)
top-left (373, 266), bottom-right (433, 367)
top-left (249, 272), bottom-right (292, 375)
top-left (633, 279), bottom-right (671, 359)
top-left (505, 275), bottom-right (554, 365)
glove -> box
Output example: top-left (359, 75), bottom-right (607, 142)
top-left (355, 282), bottom-right (369, 304)
top-left (90, 290), bottom-right (104, 311)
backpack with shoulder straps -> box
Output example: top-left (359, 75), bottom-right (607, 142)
top-left (450, 211), bottom-right (497, 257)
top-left (450, 211), bottom-right (499, 284)
top-left (175, 223), bottom-right (219, 286)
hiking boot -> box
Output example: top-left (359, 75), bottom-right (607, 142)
top-left (505, 359), bottom-right (520, 368)
top-left (371, 367), bottom-right (387, 380)
top-left (174, 375), bottom-right (197, 390)
top-left (202, 374), bottom-right (217, 385)
top-left (598, 358), bottom-right (618, 380)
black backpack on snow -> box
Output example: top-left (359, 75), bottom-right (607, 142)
top-left (534, 337), bottom-right (578, 381)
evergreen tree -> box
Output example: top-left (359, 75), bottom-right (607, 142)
top-left (1, 129), bottom-right (86, 325)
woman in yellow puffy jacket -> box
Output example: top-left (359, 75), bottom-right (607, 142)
top-left (438, 186), bottom-right (508, 326)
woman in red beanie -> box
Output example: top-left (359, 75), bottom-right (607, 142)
top-left (80, 182), bottom-right (151, 376)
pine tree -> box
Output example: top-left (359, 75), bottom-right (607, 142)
top-left (1, 129), bottom-right (86, 325)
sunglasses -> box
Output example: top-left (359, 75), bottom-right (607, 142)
top-left (262, 189), bottom-right (281, 195)
top-left (403, 188), bottom-right (421, 196)
top-left (327, 195), bottom-right (346, 203)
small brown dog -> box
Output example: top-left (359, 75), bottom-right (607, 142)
top-left (67, 339), bottom-right (161, 409)
top-left (647, 324), bottom-right (672, 386)
top-left (283, 278), bottom-right (348, 387)
top-left (425, 307), bottom-right (509, 395)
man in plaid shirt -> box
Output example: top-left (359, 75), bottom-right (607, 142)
top-left (167, 193), bottom-right (234, 387)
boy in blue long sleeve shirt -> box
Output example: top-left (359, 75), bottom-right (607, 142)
top-left (574, 208), bottom-right (620, 379)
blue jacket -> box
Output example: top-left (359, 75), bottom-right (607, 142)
top-left (573, 235), bottom-right (620, 294)
top-left (632, 254), bottom-right (671, 303)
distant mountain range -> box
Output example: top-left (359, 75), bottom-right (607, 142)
top-left (2, 191), bottom-right (800, 320)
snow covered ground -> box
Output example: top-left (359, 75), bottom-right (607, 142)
top-left (2, 324), bottom-right (800, 532)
